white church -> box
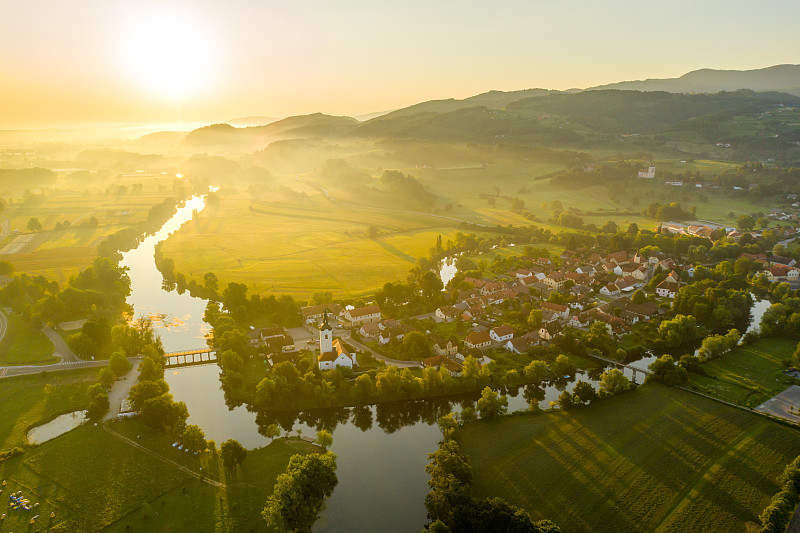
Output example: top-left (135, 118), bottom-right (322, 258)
top-left (317, 311), bottom-right (355, 370)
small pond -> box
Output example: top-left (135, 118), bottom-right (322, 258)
top-left (27, 410), bottom-right (88, 445)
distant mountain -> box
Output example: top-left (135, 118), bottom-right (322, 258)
top-left (181, 113), bottom-right (359, 150)
top-left (589, 64), bottom-right (800, 97)
top-left (226, 116), bottom-right (279, 127)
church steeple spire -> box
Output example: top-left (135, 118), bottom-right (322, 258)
top-left (321, 309), bottom-right (332, 331)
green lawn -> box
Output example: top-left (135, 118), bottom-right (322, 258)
top-left (0, 312), bottom-right (56, 365)
top-left (0, 416), bottom-right (318, 532)
top-left (458, 384), bottom-right (800, 533)
top-left (687, 337), bottom-right (798, 408)
top-left (0, 367), bottom-right (96, 453)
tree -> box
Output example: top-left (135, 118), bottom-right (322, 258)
top-left (451, 497), bottom-right (559, 533)
top-left (647, 354), bottom-right (688, 385)
top-left (0, 261), bottom-right (14, 276)
top-left (657, 314), bottom-right (698, 349)
top-left (97, 366), bottom-right (115, 389)
top-left (572, 381), bottom-right (598, 405)
top-left (109, 352), bottom-right (132, 377)
top-left (527, 309), bottom-right (543, 330)
top-left (631, 289), bottom-right (647, 305)
top-left (793, 341), bottom-right (800, 368)
top-left (524, 360), bottom-right (549, 384)
top-left (262, 423), bottom-right (281, 439)
top-left (557, 389), bottom-right (575, 410)
top-left (128, 378), bottom-right (169, 411)
top-left (181, 425), bottom-right (207, 454)
top-left (221, 439), bottom-right (248, 470)
top-left (598, 368), bottom-right (630, 397)
top-left (315, 430), bottom-right (333, 450)
top-left (737, 214), bottom-right (755, 231)
top-left (367, 225), bottom-right (379, 239)
top-left (87, 392), bottom-right (110, 421)
top-left (263, 452), bottom-right (338, 532)
top-left (141, 393), bottom-right (188, 431)
top-left (551, 354), bottom-right (574, 377)
top-left (402, 331), bottom-right (432, 360)
top-left (476, 387), bottom-right (507, 419)
top-left (27, 217), bottom-right (42, 232)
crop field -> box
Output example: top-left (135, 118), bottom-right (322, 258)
top-left (687, 337), bottom-right (798, 407)
top-left (458, 384), bottom-right (800, 533)
top-left (0, 312), bottom-right (55, 365)
top-left (0, 367), bottom-right (96, 454)
top-left (0, 191), bottom-right (175, 282)
top-left (160, 193), bottom-right (464, 299)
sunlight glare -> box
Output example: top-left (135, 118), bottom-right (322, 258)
top-left (121, 11), bottom-right (216, 97)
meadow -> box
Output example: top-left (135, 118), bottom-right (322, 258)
top-left (0, 368), bottom-right (317, 532)
top-left (159, 191), bottom-right (464, 299)
top-left (1, 190), bottom-right (176, 283)
top-left (0, 367), bottom-right (96, 454)
top-left (0, 312), bottom-right (55, 365)
top-left (687, 337), bottom-right (798, 407)
top-left (457, 384), bottom-right (800, 533)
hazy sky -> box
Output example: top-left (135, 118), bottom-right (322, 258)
top-left (1, 0), bottom-right (798, 128)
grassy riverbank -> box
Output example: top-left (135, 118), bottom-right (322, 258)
top-left (457, 384), bottom-right (800, 533)
top-left (687, 337), bottom-right (798, 407)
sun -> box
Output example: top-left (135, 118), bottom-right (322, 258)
top-left (121, 11), bottom-right (216, 97)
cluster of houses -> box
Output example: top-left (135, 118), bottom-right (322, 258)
top-left (250, 240), bottom-right (799, 373)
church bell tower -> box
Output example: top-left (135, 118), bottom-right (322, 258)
top-left (320, 310), bottom-right (333, 354)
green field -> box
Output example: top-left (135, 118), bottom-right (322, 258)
top-left (457, 385), bottom-right (800, 533)
top-left (0, 312), bottom-right (56, 365)
top-left (160, 193), bottom-right (463, 299)
top-left (0, 416), bottom-right (316, 532)
top-left (0, 191), bottom-right (174, 282)
top-left (0, 367), bottom-right (96, 453)
top-left (688, 337), bottom-right (798, 407)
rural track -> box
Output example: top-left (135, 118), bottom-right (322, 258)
top-left (103, 424), bottom-right (226, 489)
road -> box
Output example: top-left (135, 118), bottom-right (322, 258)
top-left (0, 308), bottom-right (7, 346)
top-left (42, 325), bottom-right (80, 362)
top-left (0, 359), bottom-right (111, 379)
top-left (303, 322), bottom-right (422, 368)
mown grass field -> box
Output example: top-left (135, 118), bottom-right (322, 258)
top-left (458, 384), bottom-right (800, 533)
top-left (0, 409), bottom-right (317, 532)
top-left (159, 193), bottom-right (463, 299)
top-left (688, 337), bottom-right (798, 408)
top-left (0, 312), bottom-right (56, 365)
top-left (0, 367), bottom-right (96, 454)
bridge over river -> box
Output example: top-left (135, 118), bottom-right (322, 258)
top-left (163, 348), bottom-right (217, 369)
top-left (584, 352), bottom-right (652, 382)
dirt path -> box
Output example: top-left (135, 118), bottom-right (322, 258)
top-left (103, 358), bottom-right (142, 421)
top-left (103, 424), bottom-right (226, 488)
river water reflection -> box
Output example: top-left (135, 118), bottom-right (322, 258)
top-left (121, 199), bottom-right (764, 532)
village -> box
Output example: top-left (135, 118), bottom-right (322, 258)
top-left (246, 226), bottom-right (800, 378)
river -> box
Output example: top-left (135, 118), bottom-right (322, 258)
top-left (119, 197), bottom-right (759, 532)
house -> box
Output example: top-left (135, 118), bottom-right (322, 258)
top-left (766, 264), bottom-right (800, 281)
top-left (606, 251), bottom-right (629, 265)
top-left (301, 303), bottom-right (343, 324)
top-left (422, 355), bottom-right (463, 376)
top-left (435, 305), bottom-right (461, 322)
top-left (543, 272), bottom-right (568, 290)
top-left (318, 314), bottom-right (353, 370)
top-left (343, 305), bottom-right (382, 327)
top-left (379, 325), bottom-right (410, 345)
top-left (505, 337), bottom-right (530, 354)
top-left (538, 322), bottom-right (561, 341)
top-left (259, 325), bottom-right (286, 342)
top-left (638, 166), bottom-right (656, 179)
top-left (656, 280), bottom-right (681, 298)
top-left (318, 339), bottom-right (354, 370)
top-left (542, 302), bottom-right (570, 319)
top-left (600, 283), bottom-right (620, 297)
top-left (432, 336), bottom-right (459, 356)
top-left (464, 330), bottom-right (492, 349)
top-left (358, 322), bottom-right (381, 338)
top-left (490, 325), bottom-right (514, 343)
top-left (480, 281), bottom-right (506, 297)
top-left (263, 334), bottom-right (295, 354)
